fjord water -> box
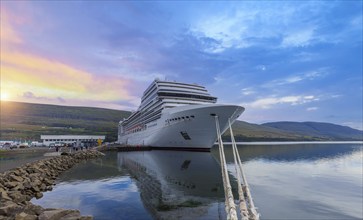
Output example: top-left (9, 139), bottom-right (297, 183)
top-left (31, 143), bottom-right (362, 219)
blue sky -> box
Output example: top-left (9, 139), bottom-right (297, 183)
top-left (1, 1), bottom-right (362, 129)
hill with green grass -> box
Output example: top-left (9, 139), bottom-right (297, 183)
top-left (223, 121), bottom-right (362, 141)
top-left (0, 101), bottom-right (131, 141)
top-left (262, 121), bottom-right (363, 141)
top-left (1, 101), bottom-right (361, 142)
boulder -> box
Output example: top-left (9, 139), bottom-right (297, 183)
top-left (35, 192), bottom-right (43, 199)
top-left (0, 201), bottom-right (22, 216)
top-left (10, 175), bottom-right (23, 183)
top-left (38, 209), bottom-right (80, 220)
top-left (15, 212), bottom-right (37, 220)
top-left (40, 183), bottom-right (46, 191)
top-left (5, 181), bottom-right (18, 189)
top-left (8, 191), bottom-right (27, 204)
top-left (13, 182), bottom-right (25, 191)
top-left (31, 185), bottom-right (40, 192)
top-left (0, 190), bottom-right (12, 201)
top-left (23, 203), bottom-right (43, 215)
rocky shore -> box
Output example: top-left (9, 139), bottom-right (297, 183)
top-left (0, 150), bottom-right (104, 220)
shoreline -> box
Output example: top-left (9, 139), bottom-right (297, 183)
top-left (222, 141), bottom-right (363, 145)
top-left (0, 150), bottom-right (104, 220)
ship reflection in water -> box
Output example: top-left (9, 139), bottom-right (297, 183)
top-left (31, 143), bottom-right (362, 220)
top-left (118, 151), bottom-right (226, 219)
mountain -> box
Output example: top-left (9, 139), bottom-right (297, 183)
top-left (222, 120), bottom-right (319, 142)
top-left (1, 101), bottom-right (362, 142)
top-left (0, 101), bottom-right (131, 141)
top-left (262, 121), bottom-right (363, 141)
top-left (221, 120), bottom-right (362, 142)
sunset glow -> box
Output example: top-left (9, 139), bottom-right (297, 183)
top-left (0, 92), bottom-right (10, 101)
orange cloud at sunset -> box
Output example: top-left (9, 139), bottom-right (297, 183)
top-left (1, 51), bottom-right (134, 103)
top-left (1, 5), bottom-right (136, 109)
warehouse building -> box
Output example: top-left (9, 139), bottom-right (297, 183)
top-left (40, 135), bottom-right (105, 147)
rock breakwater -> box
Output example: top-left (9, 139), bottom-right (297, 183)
top-left (0, 150), bottom-right (104, 220)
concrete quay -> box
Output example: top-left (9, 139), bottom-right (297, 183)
top-left (0, 150), bottom-right (104, 220)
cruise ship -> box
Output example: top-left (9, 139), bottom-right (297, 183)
top-left (117, 80), bottom-right (244, 150)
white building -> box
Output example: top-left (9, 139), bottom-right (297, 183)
top-left (40, 135), bottom-right (105, 146)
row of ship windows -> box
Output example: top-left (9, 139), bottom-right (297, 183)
top-left (44, 139), bottom-right (96, 141)
top-left (165, 115), bottom-right (195, 123)
top-left (127, 125), bottom-right (146, 134)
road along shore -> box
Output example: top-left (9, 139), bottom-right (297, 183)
top-left (0, 150), bottom-right (104, 220)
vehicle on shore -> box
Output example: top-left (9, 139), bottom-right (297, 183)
top-left (31, 141), bottom-right (45, 147)
top-left (18, 143), bottom-right (29, 148)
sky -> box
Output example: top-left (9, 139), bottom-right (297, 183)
top-left (1, 1), bottom-right (362, 130)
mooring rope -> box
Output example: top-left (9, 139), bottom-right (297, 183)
top-left (215, 116), bottom-right (238, 220)
top-left (228, 119), bottom-right (260, 220)
top-left (229, 120), bottom-right (250, 220)
top-left (215, 115), bottom-right (260, 220)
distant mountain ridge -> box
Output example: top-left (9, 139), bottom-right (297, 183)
top-left (1, 101), bottom-right (362, 141)
top-left (262, 121), bottom-right (363, 141)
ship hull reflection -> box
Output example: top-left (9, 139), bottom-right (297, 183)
top-left (117, 150), bottom-right (227, 219)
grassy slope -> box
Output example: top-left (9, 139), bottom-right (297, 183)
top-left (225, 121), bottom-right (330, 141)
top-left (262, 121), bottom-right (363, 141)
top-left (0, 101), bottom-right (131, 141)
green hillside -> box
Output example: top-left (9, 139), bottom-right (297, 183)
top-left (0, 101), bottom-right (131, 141)
top-left (222, 121), bottom-right (325, 141)
top-left (1, 101), bottom-right (361, 142)
top-left (262, 121), bottom-right (363, 141)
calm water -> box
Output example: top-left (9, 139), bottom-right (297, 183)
top-left (31, 143), bottom-right (363, 219)
top-left (0, 150), bottom-right (47, 172)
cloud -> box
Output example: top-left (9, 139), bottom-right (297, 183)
top-left (241, 88), bottom-right (255, 96)
top-left (21, 91), bottom-right (66, 103)
top-left (246, 95), bottom-right (319, 109)
top-left (342, 122), bottom-right (363, 131)
top-left (263, 68), bottom-right (329, 87)
top-left (281, 27), bottom-right (315, 47)
top-left (1, 42), bottom-right (138, 107)
top-left (306, 107), bottom-right (318, 111)
top-left (0, 8), bottom-right (23, 45)
top-left (191, 2), bottom-right (337, 51)
top-left (256, 65), bottom-right (266, 71)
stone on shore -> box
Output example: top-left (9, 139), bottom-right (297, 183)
top-left (15, 212), bottom-right (37, 220)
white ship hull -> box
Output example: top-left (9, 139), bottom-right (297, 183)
top-left (117, 104), bottom-right (244, 150)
